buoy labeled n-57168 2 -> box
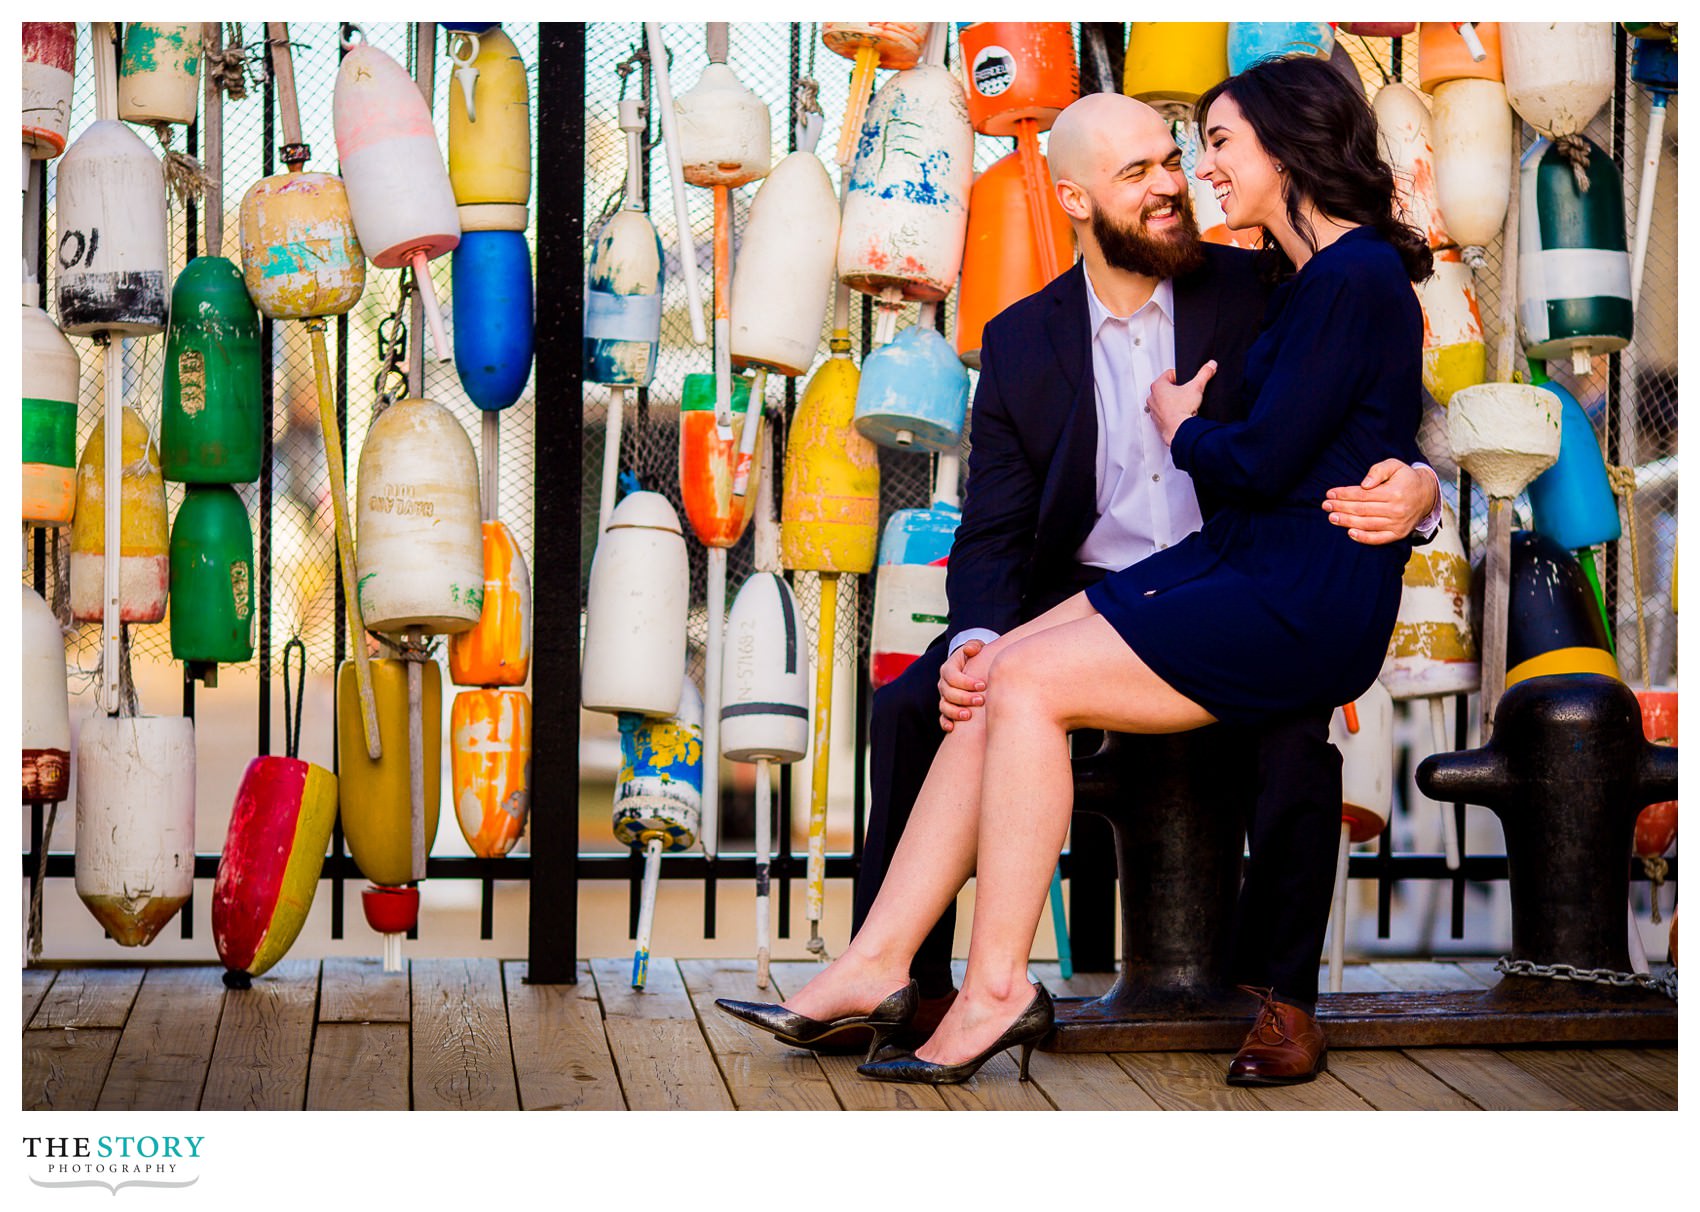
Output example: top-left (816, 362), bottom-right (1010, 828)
top-left (721, 573), bottom-right (811, 764)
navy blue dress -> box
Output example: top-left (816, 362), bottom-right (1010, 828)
top-left (1085, 226), bottom-right (1424, 725)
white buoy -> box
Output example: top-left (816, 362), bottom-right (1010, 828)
top-left (1432, 78), bottom-right (1514, 267)
top-left (1501, 22), bottom-right (1614, 140)
top-left (1373, 81), bottom-right (1452, 252)
top-left (53, 119), bottom-right (168, 336)
top-left (583, 491), bottom-right (689, 717)
top-left (730, 150), bottom-right (840, 378)
top-left (22, 585), bottom-right (71, 806)
top-left (1326, 685), bottom-right (1394, 991)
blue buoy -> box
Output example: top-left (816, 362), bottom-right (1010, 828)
top-left (854, 324), bottom-right (969, 452)
top-left (1227, 22), bottom-right (1335, 74)
top-left (452, 229), bottom-right (534, 411)
top-left (1527, 379), bottom-right (1622, 551)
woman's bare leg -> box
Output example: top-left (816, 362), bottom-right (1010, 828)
top-left (914, 610), bottom-right (1215, 1063)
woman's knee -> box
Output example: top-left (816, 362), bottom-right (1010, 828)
top-left (984, 640), bottom-right (1059, 721)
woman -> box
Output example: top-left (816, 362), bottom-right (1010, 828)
top-left (718, 54), bottom-right (1433, 1084)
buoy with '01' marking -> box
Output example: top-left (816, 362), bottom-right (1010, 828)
top-left (54, 119), bottom-right (168, 336)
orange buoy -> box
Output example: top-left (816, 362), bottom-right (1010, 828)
top-left (451, 687), bottom-right (532, 858)
top-left (1418, 22), bottom-right (1503, 93)
top-left (956, 150), bottom-right (1074, 368)
top-left (449, 519), bottom-right (532, 687)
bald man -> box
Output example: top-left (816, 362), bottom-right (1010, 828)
top-left (851, 94), bottom-right (1441, 1084)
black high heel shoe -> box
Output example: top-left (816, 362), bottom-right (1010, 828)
top-left (856, 984), bottom-right (1054, 1085)
top-left (715, 981), bottom-right (918, 1063)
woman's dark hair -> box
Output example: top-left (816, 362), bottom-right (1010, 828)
top-left (1194, 54), bottom-right (1433, 284)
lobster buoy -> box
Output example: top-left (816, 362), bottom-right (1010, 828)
top-left (582, 490), bottom-right (688, 717)
top-left (780, 334), bottom-right (880, 576)
top-left (1470, 529), bottom-right (1621, 689)
top-left (452, 229), bottom-right (534, 411)
top-left (1331, 682), bottom-right (1395, 844)
top-left (1418, 22), bottom-right (1503, 93)
top-left (1374, 82), bottom-right (1452, 251)
top-left (956, 149), bottom-right (1074, 368)
top-left (679, 371), bottom-right (760, 548)
top-left (54, 119), bottom-right (168, 336)
top-left (729, 150), bottom-right (840, 377)
top-left (355, 397), bottom-right (485, 635)
top-left (449, 519), bottom-right (532, 687)
top-left (1431, 78), bottom-right (1514, 266)
top-left (584, 130), bottom-right (664, 390)
top-left (446, 25), bottom-right (531, 232)
top-left (1502, 22), bottom-right (1614, 140)
top-left (451, 688), bottom-right (532, 858)
top-left (1416, 250), bottom-right (1487, 406)
top-left (69, 406), bottom-right (168, 624)
top-left (721, 573), bottom-right (812, 764)
top-left (958, 22), bottom-right (1077, 136)
top-left (1381, 504), bottom-right (1479, 700)
top-left (1634, 686), bottom-right (1677, 918)
top-left (168, 484), bottom-right (255, 665)
top-left (854, 321), bottom-right (970, 452)
top-left (333, 29), bottom-right (460, 361)
top-left (1227, 22), bottom-right (1335, 73)
top-left (23, 22), bottom-right (75, 162)
top-left (22, 273), bottom-right (78, 526)
top-left (21, 585), bottom-right (71, 805)
top-left (1123, 23), bottom-right (1228, 115)
top-left (239, 170), bottom-right (366, 321)
top-left (337, 657), bottom-right (443, 888)
top-left (161, 257), bottom-right (263, 483)
top-left (871, 465), bottom-right (962, 690)
top-left (75, 715), bottom-right (195, 945)
top-left (675, 45), bottom-right (771, 190)
top-left (1340, 23), bottom-right (1415, 38)
top-left (213, 756), bottom-right (338, 981)
top-left (822, 21), bottom-right (931, 165)
top-left (117, 22), bottom-right (201, 127)
top-left (1517, 135), bottom-right (1633, 373)
top-left (1526, 378), bottom-right (1621, 551)
top-left (839, 64), bottom-right (974, 304)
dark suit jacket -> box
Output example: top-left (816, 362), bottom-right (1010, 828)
top-left (946, 246), bottom-right (1272, 639)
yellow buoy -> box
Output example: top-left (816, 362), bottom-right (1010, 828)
top-left (781, 335), bottom-right (879, 575)
top-left (337, 657), bottom-right (442, 888)
top-left (69, 405), bottom-right (168, 623)
top-left (1123, 23), bottom-right (1228, 115)
top-left (447, 26), bottom-right (532, 232)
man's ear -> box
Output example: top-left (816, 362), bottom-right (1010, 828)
top-left (1056, 179), bottom-right (1089, 223)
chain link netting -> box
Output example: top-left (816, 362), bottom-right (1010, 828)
top-left (33, 22), bottom-right (541, 676)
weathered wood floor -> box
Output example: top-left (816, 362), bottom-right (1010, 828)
top-left (21, 959), bottom-right (1676, 1111)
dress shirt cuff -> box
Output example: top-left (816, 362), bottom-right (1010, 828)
top-left (949, 628), bottom-right (1001, 657)
top-left (1412, 462), bottom-right (1443, 540)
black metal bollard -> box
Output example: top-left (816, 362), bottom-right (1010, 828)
top-left (1070, 728), bottom-right (1251, 1015)
top-left (1417, 674), bottom-right (1677, 985)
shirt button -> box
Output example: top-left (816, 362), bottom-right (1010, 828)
top-left (1151, 473), bottom-right (1161, 483)
top-left (1134, 337), bottom-right (1143, 346)
top-left (1157, 542), bottom-right (1167, 550)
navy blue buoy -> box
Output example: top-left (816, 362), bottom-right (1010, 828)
top-left (452, 228), bottom-right (534, 411)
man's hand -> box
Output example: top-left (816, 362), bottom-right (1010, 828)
top-left (1323, 460), bottom-right (1439, 545)
top-left (938, 639), bottom-right (989, 733)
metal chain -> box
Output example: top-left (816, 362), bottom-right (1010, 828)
top-left (1495, 956), bottom-right (1677, 1000)
top-left (374, 274), bottom-right (414, 411)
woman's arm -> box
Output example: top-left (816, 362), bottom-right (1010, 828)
top-left (1164, 265), bottom-right (1384, 505)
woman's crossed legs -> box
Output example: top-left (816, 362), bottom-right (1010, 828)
top-left (782, 592), bottom-right (1216, 1065)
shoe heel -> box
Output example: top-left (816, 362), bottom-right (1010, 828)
top-left (1016, 1041), bottom-right (1035, 1082)
top-left (865, 1024), bottom-right (900, 1064)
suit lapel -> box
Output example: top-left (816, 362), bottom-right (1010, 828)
top-left (1040, 265), bottom-right (1100, 553)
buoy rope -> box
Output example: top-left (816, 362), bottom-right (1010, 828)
top-left (206, 23), bottom-right (251, 101)
top-left (1354, 35), bottom-right (1392, 86)
top-left (1645, 856), bottom-right (1669, 923)
top-left (282, 636), bottom-right (307, 759)
top-left (27, 798), bottom-right (57, 958)
top-left (1606, 463), bottom-right (1651, 689)
top-left (1555, 132), bottom-right (1592, 194)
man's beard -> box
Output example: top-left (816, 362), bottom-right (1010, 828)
top-left (1090, 193), bottom-right (1206, 280)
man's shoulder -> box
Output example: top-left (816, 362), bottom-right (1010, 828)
top-left (1190, 241), bottom-right (1266, 294)
top-left (981, 262), bottom-right (1082, 363)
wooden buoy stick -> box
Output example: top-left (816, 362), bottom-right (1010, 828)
top-left (269, 24), bottom-right (303, 152)
top-left (599, 387), bottom-right (624, 533)
top-left (806, 571), bottom-right (838, 957)
top-left (1496, 131), bottom-right (1521, 385)
top-left (702, 547), bottom-right (727, 858)
top-left (203, 23), bottom-right (223, 255)
top-left (1329, 820), bottom-right (1352, 993)
top-left (645, 22), bottom-right (707, 344)
top-left (481, 409), bottom-right (499, 522)
top-left (309, 322), bottom-right (381, 758)
top-left (755, 757), bottom-right (773, 988)
top-left (412, 24), bottom-right (449, 366)
top-left (100, 341), bottom-right (123, 717)
top-left (407, 632), bottom-right (427, 884)
top-left (412, 249), bottom-right (452, 365)
top-left (1481, 498), bottom-right (1512, 740)
top-left (1430, 699), bottom-right (1461, 868)
top-left (732, 368), bottom-right (765, 499)
top-left (713, 184), bottom-right (734, 435)
top-left (632, 835), bottom-right (664, 988)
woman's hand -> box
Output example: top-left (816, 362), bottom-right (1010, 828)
top-left (1147, 360), bottom-right (1218, 444)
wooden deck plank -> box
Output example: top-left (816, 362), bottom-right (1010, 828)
top-left (1451, 961), bottom-right (1505, 988)
top-left (411, 958), bottom-right (520, 1111)
top-left (305, 1023), bottom-right (411, 1111)
top-left (1500, 1046), bottom-right (1675, 1110)
top-left (678, 959), bottom-right (840, 1111)
top-left (29, 966), bottom-right (144, 1029)
top-left (770, 962), bottom-right (946, 1111)
top-left (1371, 961), bottom-right (1487, 992)
top-left (1403, 1048), bottom-right (1583, 1111)
top-left (1325, 1049), bottom-right (1480, 1111)
top-left (97, 967), bottom-right (226, 1111)
top-left (22, 968), bottom-right (56, 1027)
top-left (319, 956), bottom-right (410, 1023)
top-left (1591, 1048), bottom-right (1678, 1101)
top-left (591, 958), bottom-right (733, 1111)
top-left (23, 1029), bottom-right (121, 1111)
top-left (200, 959), bottom-right (319, 1111)
top-left (1115, 1051), bottom-right (1266, 1110)
top-left (1321, 963), bottom-right (1404, 993)
top-left (503, 962), bottom-right (625, 1111)
top-left (1026, 1049), bottom-right (1162, 1111)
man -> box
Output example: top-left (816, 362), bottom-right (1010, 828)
top-left (852, 93), bottom-right (1441, 1084)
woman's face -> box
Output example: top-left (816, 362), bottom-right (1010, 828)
top-left (1196, 94), bottom-right (1283, 232)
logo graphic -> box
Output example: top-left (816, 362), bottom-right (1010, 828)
top-left (23, 1136), bottom-right (204, 1196)
top-left (971, 46), bottom-right (1016, 98)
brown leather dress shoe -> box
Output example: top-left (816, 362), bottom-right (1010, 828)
top-left (1225, 986), bottom-right (1327, 1086)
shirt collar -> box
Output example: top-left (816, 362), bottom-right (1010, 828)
top-left (1084, 268), bottom-right (1174, 337)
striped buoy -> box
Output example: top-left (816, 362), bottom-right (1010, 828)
top-left (22, 274), bottom-right (78, 526)
top-left (1415, 250), bottom-right (1486, 406)
top-left (1473, 529), bottom-right (1621, 688)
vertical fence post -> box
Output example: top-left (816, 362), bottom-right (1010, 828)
top-left (527, 22), bottom-right (587, 983)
